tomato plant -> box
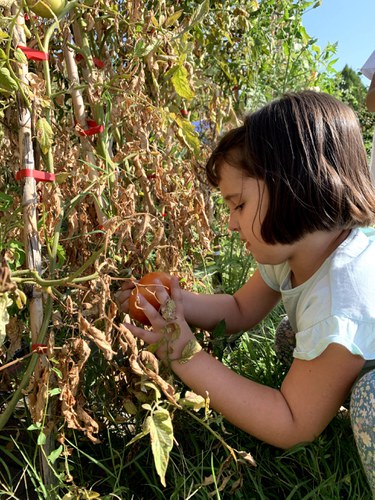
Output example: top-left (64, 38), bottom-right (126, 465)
top-left (129, 272), bottom-right (172, 325)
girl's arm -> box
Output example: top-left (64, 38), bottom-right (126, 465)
top-left (181, 269), bottom-right (281, 333)
top-left (125, 277), bottom-right (365, 449)
top-left (366, 73), bottom-right (375, 112)
top-left (172, 343), bottom-right (364, 449)
top-left (117, 269), bottom-right (281, 334)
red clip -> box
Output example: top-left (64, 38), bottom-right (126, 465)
top-left (76, 54), bottom-right (104, 69)
top-left (93, 57), bottom-right (105, 69)
top-left (32, 344), bottom-right (48, 353)
top-left (18, 45), bottom-right (49, 61)
top-left (78, 119), bottom-right (104, 137)
top-left (16, 169), bottom-right (56, 182)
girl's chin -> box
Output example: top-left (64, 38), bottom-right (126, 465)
top-left (245, 243), bottom-right (255, 258)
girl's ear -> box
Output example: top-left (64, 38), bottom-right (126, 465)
top-left (366, 74), bottom-right (375, 112)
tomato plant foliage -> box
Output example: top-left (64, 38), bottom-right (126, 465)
top-left (0, 0), bottom-right (349, 494)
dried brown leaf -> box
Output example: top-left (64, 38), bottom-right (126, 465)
top-left (78, 314), bottom-right (116, 360)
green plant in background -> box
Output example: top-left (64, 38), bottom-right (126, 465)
top-left (333, 65), bottom-right (375, 157)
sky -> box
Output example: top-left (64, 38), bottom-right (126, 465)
top-left (302, 0), bottom-right (375, 86)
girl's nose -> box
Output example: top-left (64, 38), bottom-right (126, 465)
top-left (228, 211), bottom-right (239, 232)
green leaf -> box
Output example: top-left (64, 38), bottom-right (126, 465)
top-left (27, 423), bottom-right (42, 431)
top-left (164, 10), bottom-right (183, 27)
top-left (163, 64), bottom-right (179, 82)
top-left (52, 366), bottom-right (62, 378)
top-left (148, 409), bottom-right (174, 487)
top-left (175, 116), bottom-right (200, 155)
top-left (5, 241), bottom-right (25, 269)
top-left (171, 65), bottom-right (195, 100)
top-left (0, 67), bottom-right (18, 95)
top-left (0, 192), bottom-right (12, 210)
top-left (134, 39), bottom-right (160, 58)
top-left (37, 432), bottom-right (47, 446)
top-left (177, 0), bottom-right (210, 37)
top-left (14, 47), bottom-right (28, 65)
top-left (126, 418), bottom-right (151, 447)
top-left (141, 403), bottom-right (152, 411)
top-left (36, 117), bottom-right (54, 154)
top-left (48, 387), bottom-right (61, 397)
top-left (48, 444), bottom-right (63, 464)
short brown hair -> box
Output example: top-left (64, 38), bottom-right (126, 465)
top-left (206, 91), bottom-right (375, 244)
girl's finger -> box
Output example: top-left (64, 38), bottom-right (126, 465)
top-left (136, 293), bottom-right (166, 329)
top-left (153, 279), bottom-right (171, 307)
top-left (114, 291), bottom-right (130, 312)
top-left (121, 280), bottom-right (137, 290)
top-left (169, 276), bottom-right (184, 317)
top-left (123, 321), bottom-right (160, 345)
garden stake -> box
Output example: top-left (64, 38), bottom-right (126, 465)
top-left (11, 7), bottom-right (58, 490)
top-left (13, 9), bottom-right (44, 369)
top-left (63, 27), bottom-right (107, 227)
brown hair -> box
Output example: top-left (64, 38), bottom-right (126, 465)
top-left (206, 90), bottom-right (375, 244)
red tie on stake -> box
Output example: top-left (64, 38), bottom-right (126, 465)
top-left (93, 57), bottom-right (105, 69)
top-left (16, 169), bottom-right (56, 182)
top-left (77, 119), bottom-right (104, 136)
top-left (17, 45), bottom-right (49, 61)
top-left (75, 53), bottom-right (105, 69)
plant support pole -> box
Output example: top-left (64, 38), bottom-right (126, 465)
top-left (11, 6), bottom-right (58, 491)
top-left (13, 8), bottom-right (44, 347)
top-left (63, 26), bottom-right (106, 227)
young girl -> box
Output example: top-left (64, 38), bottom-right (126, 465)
top-left (118, 91), bottom-right (375, 492)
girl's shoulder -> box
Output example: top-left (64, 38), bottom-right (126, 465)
top-left (333, 227), bottom-right (375, 270)
top-left (359, 226), bottom-right (375, 241)
top-left (259, 228), bottom-right (375, 291)
top-left (258, 261), bottom-right (290, 291)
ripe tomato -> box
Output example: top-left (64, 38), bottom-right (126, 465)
top-left (128, 272), bottom-right (171, 325)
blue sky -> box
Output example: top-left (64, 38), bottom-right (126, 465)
top-left (303, 0), bottom-right (375, 85)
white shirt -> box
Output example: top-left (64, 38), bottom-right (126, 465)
top-left (258, 228), bottom-right (375, 362)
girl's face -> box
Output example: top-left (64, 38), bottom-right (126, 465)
top-left (218, 162), bottom-right (291, 264)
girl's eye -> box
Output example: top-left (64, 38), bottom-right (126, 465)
top-left (235, 203), bottom-right (245, 211)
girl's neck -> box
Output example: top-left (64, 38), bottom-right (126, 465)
top-left (289, 228), bottom-right (351, 288)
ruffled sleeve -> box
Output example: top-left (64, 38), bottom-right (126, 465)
top-left (294, 316), bottom-right (375, 361)
top-left (258, 262), bottom-right (290, 292)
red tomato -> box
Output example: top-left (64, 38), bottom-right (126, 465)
top-left (128, 272), bottom-right (171, 325)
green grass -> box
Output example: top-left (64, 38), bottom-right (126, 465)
top-left (2, 307), bottom-right (371, 499)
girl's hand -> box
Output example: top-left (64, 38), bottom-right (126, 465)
top-left (115, 280), bottom-right (137, 314)
top-left (124, 277), bottom-right (198, 363)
